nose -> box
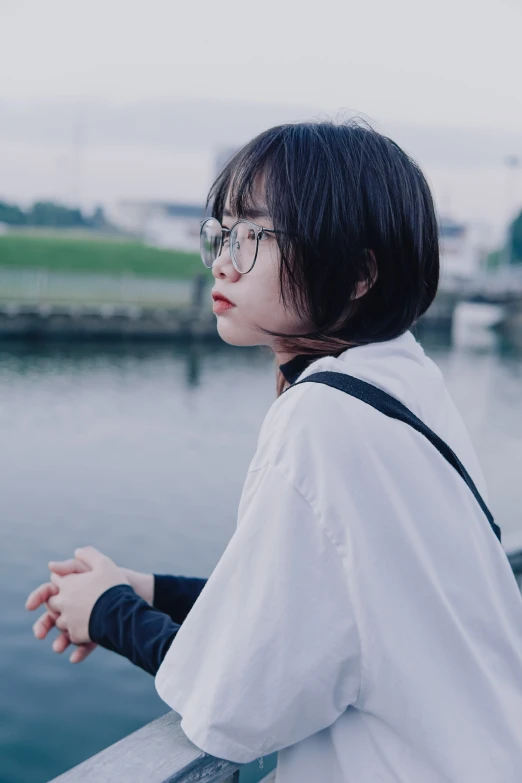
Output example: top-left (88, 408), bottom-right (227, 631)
top-left (211, 243), bottom-right (241, 282)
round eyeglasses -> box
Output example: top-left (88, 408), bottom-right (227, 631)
top-left (200, 217), bottom-right (278, 274)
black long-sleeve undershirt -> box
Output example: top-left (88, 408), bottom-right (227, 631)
top-left (88, 574), bottom-right (207, 676)
top-left (153, 574), bottom-right (207, 623)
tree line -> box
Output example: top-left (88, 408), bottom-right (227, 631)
top-left (512, 211), bottom-right (522, 264)
top-left (0, 200), bottom-right (110, 230)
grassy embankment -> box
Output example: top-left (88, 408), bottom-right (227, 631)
top-left (0, 233), bottom-right (206, 306)
top-left (0, 233), bottom-right (200, 279)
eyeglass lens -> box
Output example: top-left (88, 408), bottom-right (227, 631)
top-left (200, 219), bottom-right (259, 273)
top-left (200, 219), bottom-right (222, 269)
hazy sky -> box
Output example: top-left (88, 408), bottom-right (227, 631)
top-left (1, 0), bottom-right (521, 238)
top-left (1, 0), bottom-right (521, 128)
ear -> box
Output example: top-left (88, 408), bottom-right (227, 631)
top-left (353, 250), bottom-right (378, 300)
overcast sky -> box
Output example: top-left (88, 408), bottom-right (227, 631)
top-left (1, 0), bottom-right (521, 128)
top-left (1, 0), bottom-right (521, 237)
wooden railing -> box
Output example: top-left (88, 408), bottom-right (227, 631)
top-left (48, 710), bottom-right (250, 783)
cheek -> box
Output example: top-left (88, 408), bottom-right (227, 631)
top-left (252, 257), bottom-right (283, 316)
top-left (243, 252), bottom-right (295, 331)
top-left (215, 247), bottom-right (312, 347)
top-left (255, 250), bottom-right (313, 332)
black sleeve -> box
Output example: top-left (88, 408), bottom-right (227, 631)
top-left (89, 584), bottom-right (179, 676)
top-left (153, 574), bottom-right (207, 624)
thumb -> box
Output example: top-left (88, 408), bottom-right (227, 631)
top-left (74, 546), bottom-right (107, 570)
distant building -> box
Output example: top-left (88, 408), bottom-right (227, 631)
top-left (439, 217), bottom-right (485, 281)
top-left (110, 147), bottom-right (241, 253)
top-left (111, 201), bottom-right (205, 252)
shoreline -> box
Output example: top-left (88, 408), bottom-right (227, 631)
top-left (0, 303), bottom-right (220, 340)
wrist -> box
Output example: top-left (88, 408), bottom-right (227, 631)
top-left (121, 568), bottom-right (154, 605)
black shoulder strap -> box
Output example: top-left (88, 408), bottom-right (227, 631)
top-left (288, 371), bottom-right (501, 543)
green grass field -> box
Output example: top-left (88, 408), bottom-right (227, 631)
top-left (0, 233), bottom-right (202, 279)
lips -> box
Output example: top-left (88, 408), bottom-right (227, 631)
top-left (211, 291), bottom-right (235, 306)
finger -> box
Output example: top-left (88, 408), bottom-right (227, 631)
top-left (45, 601), bottom-right (59, 620)
top-left (74, 546), bottom-right (107, 570)
top-left (49, 559), bottom-right (90, 576)
top-left (52, 631), bottom-right (71, 654)
top-left (47, 594), bottom-right (62, 614)
top-left (70, 643), bottom-right (97, 664)
top-left (33, 611), bottom-right (57, 640)
top-left (55, 614), bottom-right (68, 631)
top-left (26, 582), bottom-right (59, 611)
top-left (50, 572), bottom-right (64, 587)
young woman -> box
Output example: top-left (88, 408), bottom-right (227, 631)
top-left (27, 121), bottom-right (522, 782)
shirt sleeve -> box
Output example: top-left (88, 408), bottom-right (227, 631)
top-left (89, 585), bottom-right (180, 676)
top-left (154, 462), bottom-right (361, 764)
top-left (153, 575), bottom-right (207, 624)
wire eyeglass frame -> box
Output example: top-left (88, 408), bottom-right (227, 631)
top-left (200, 217), bottom-right (279, 274)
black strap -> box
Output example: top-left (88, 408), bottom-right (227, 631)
top-left (287, 371), bottom-right (501, 543)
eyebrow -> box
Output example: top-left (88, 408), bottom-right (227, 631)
top-left (223, 206), bottom-right (271, 221)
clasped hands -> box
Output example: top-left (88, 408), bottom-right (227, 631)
top-left (25, 546), bottom-right (134, 663)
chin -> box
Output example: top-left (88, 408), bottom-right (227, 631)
top-left (215, 318), bottom-right (262, 348)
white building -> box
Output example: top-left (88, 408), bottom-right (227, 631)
top-left (111, 201), bottom-right (205, 252)
top-left (109, 148), bottom-right (242, 253)
top-left (439, 216), bottom-right (485, 282)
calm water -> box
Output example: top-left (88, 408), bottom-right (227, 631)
top-left (1, 326), bottom-right (522, 783)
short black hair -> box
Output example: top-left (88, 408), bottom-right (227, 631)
top-left (207, 119), bottom-right (439, 347)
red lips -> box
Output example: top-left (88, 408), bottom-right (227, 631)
top-left (211, 290), bottom-right (235, 306)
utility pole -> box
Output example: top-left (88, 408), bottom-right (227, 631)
top-left (71, 117), bottom-right (86, 209)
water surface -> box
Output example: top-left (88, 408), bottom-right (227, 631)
top-left (1, 328), bottom-right (521, 783)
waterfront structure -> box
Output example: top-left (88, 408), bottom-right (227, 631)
top-left (111, 200), bottom-right (205, 252)
top-left (439, 216), bottom-right (485, 281)
top-left (110, 148), bottom-right (241, 252)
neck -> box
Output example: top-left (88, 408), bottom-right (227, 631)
top-left (275, 350), bottom-right (297, 367)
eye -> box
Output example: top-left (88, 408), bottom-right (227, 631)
top-left (258, 230), bottom-right (271, 241)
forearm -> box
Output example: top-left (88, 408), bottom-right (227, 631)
top-left (89, 585), bottom-right (179, 676)
top-left (88, 572), bottom-right (208, 675)
top-left (122, 568), bottom-right (154, 605)
top-left (122, 569), bottom-right (207, 624)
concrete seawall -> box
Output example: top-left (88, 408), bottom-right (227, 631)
top-left (0, 303), bottom-right (220, 340)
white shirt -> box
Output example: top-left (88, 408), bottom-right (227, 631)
top-left (156, 331), bottom-right (522, 782)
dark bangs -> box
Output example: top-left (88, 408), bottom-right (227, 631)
top-left (206, 119), bottom-right (439, 356)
